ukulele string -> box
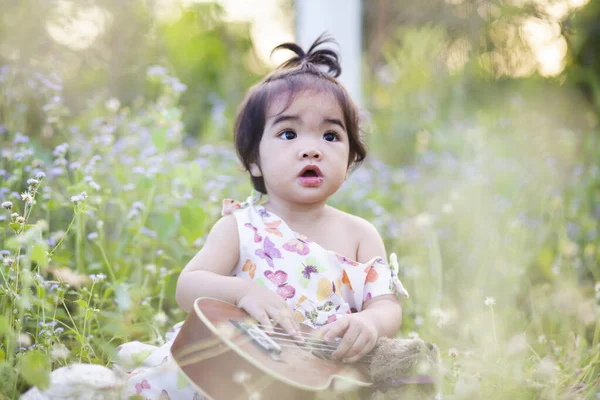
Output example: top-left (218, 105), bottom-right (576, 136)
top-left (253, 322), bottom-right (338, 344)
top-left (251, 322), bottom-right (375, 363)
top-left (271, 342), bottom-right (373, 364)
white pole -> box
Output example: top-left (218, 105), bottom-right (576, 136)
top-left (295, 0), bottom-right (362, 105)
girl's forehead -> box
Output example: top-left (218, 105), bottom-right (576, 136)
top-left (266, 89), bottom-right (343, 119)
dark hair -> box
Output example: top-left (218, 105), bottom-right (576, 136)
top-left (234, 33), bottom-right (367, 194)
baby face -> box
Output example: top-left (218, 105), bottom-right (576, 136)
top-left (255, 90), bottom-right (350, 205)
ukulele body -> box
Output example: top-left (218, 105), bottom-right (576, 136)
top-left (170, 298), bottom-right (372, 400)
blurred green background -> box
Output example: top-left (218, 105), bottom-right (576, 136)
top-left (1, 0), bottom-right (599, 398)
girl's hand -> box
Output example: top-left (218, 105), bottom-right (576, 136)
top-left (319, 313), bottom-right (378, 363)
top-left (236, 282), bottom-right (302, 340)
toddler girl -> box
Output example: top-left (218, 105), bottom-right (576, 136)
top-left (120, 34), bottom-right (409, 399)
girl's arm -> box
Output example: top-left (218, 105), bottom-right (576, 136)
top-left (320, 218), bottom-right (403, 363)
top-left (176, 215), bottom-right (244, 312)
top-left (357, 219), bottom-right (403, 337)
top-left (175, 214), bottom-right (301, 336)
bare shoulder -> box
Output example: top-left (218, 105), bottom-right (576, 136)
top-left (325, 206), bottom-right (386, 262)
top-left (326, 206), bottom-right (380, 237)
top-left (180, 214), bottom-right (239, 274)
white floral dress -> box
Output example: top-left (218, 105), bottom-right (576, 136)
top-left (117, 196), bottom-right (408, 399)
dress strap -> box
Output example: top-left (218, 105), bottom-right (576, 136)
top-left (389, 253), bottom-right (410, 298)
top-left (221, 191), bottom-right (264, 216)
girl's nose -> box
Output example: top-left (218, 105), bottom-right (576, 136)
top-left (299, 148), bottom-right (322, 160)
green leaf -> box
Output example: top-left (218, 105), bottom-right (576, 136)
top-left (9, 222), bottom-right (20, 232)
top-left (0, 349), bottom-right (5, 362)
top-left (31, 241), bottom-right (48, 267)
top-left (19, 350), bottom-right (50, 390)
top-left (179, 205), bottom-right (206, 244)
top-left (75, 299), bottom-right (88, 309)
top-left (0, 315), bottom-right (11, 336)
top-left (114, 284), bottom-right (131, 311)
top-left (151, 125), bottom-right (168, 151)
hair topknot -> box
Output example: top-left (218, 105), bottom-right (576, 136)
top-left (270, 33), bottom-right (342, 78)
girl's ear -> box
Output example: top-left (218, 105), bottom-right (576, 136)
top-left (249, 163), bottom-right (262, 177)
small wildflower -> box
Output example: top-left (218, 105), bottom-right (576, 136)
top-left (232, 370), bottom-right (251, 384)
top-left (89, 181), bottom-right (101, 191)
top-left (96, 220), bottom-right (104, 230)
top-left (1, 201), bottom-right (12, 210)
top-left (415, 213), bottom-right (432, 228)
top-left (26, 178), bottom-right (39, 187)
top-left (16, 216), bottom-right (25, 224)
top-left (70, 191), bottom-right (87, 204)
top-left (35, 171), bottom-right (45, 180)
top-left (153, 311), bottom-right (168, 327)
top-left (90, 273), bottom-right (106, 283)
top-left (145, 264), bottom-right (157, 274)
top-left (448, 348), bottom-right (459, 358)
top-left (484, 297), bottom-right (496, 307)
top-left (18, 333), bottom-right (32, 347)
top-left (21, 192), bottom-right (33, 204)
top-left (159, 267), bottom-right (167, 279)
top-left (53, 143), bottom-right (68, 157)
top-left (105, 97), bottom-right (121, 112)
top-left (442, 203), bottom-right (453, 214)
top-left (87, 232), bottom-right (99, 241)
top-left (3, 257), bottom-right (14, 267)
top-left (50, 343), bottom-right (70, 360)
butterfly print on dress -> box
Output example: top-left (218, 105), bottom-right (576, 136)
top-left (245, 223), bottom-right (262, 243)
top-left (283, 234), bottom-right (311, 256)
top-left (255, 237), bottom-right (282, 268)
top-left (264, 270), bottom-right (296, 300)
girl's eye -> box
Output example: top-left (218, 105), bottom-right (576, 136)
top-left (278, 130), bottom-right (297, 140)
top-left (323, 132), bottom-right (339, 142)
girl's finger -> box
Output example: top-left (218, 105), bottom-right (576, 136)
top-left (268, 307), bottom-right (298, 338)
top-left (342, 333), bottom-right (372, 363)
top-left (332, 325), bottom-right (359, 360)
top-left (255, 310), bottom-right (274, 334)
top-left (322, 318), bottom-right (349, 342)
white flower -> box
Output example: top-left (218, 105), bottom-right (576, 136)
top-left (415, 213), bottom-right (432, 228)
top-left (50, 343), bottom-right (71, 360)
top-left (90, 273), bottom-right (106, 283)
top-left (18, 333), bottom-right (32, 347)
top-left (144, 264), bottom-right (157, 274)
top-left (153, 312), bottom-right (168, 327)
top-left (1, 201), bottom-right (12, 210)
top-left (538, 335), bottom-right (547, 345)
top-left (70, 191), bottom-right (87, 204)
top-left (53, 143), bottom-right (69, 157)
top-left (21, 192), bottom-right (33, 204)
top-left (89, 181), bottom-right (101, 191)
top-left (484, 297), bottom-right (496, 307)
top-left (26, 178), bottom-right (39, 187)
top-left (105, 97), bottom-right (120, 112)
top-left (87, 232), bottom-right (99, 241)
top-left (232, 370), bottom-right (250, 384)
top-left (448, 348), bottom-right (459, 358)
top-left (35, 171), bottom-right (46, 180)
top-left (442, 203), bottom-right (454, 214)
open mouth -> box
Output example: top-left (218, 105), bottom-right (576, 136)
top-left (299, 165), bottom-right (323, 177)
top-left (298, 165), bottom-right (324, 187)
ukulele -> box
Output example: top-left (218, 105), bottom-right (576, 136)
top-left (170, 297), bottom-right (378, 400)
